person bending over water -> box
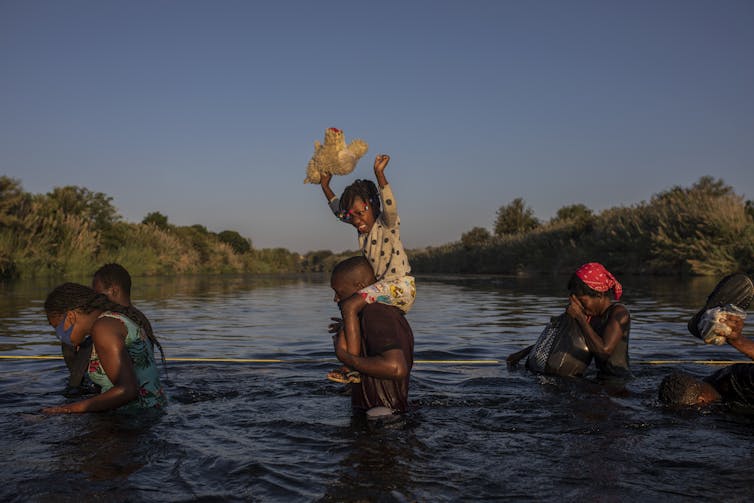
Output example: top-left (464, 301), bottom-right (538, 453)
top-left (319, 154), bottom-right (416, 384)
top-left (329, 256), bottom-right (414, 418)
top-left (660, 317), bottom-right (754, 408)
top-left (659, 273), bottom-right (754, 408)
top-left (43, 283), bottom-right (166, 414)
top-left (566, 262), bottom-right (631, 380)
top-left (508, 262), bottom-right (631, 380)
top-left (63, 263), bottom-right (164, 394)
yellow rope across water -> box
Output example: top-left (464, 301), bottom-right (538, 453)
top-left (1, 355), bottom-right (753, 365)
top-left (637, 360), bottom-right (754, 365)
top-left (0, 355), bottom-right (501, 364)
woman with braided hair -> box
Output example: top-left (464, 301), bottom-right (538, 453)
top-left (319, 154), bottom-right (416, 384)
top-left (62, 263), bottom-right (167, 395)
top-left (42, 283), bottom-right (167, 414)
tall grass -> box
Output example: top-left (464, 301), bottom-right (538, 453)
top-left (410, 178), bottom-right (754, 277)
top-left (0, 204), bottom-right (100, 277)
top-left (3, 176), bottom-right (751, 279)
top-left (0, 177), bottom-right (304, 280)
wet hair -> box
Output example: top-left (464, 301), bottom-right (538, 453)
top-left (567, 273), bottom-right (608, 298)
top-left (45, 282), bottom-right (166, 368)
top-left (331, 255), bottom-right (375, 284)
top-left (339, 179), bottom-right (381, 218)
top-left (658, 371), bottom-right (704, 406)
top-left (92, 264), bottom-right (163, 364)
top-left (93, 263), bottom-right (132, 296)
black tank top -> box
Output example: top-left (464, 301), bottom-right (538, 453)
top-left (591, 303), bottom-right (632, 379)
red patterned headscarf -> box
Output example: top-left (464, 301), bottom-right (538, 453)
top-left (575, 262), bottom-right (622, 300)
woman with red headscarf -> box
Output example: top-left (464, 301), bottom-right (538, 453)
top-left (566, 262), bottom-right (632, 379)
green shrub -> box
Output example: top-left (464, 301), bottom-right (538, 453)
top-left (412, 177), bottom-right (754, 277)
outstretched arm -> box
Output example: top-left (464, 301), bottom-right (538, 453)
top-left (507, 345), bottom-right (533, 367)
top-left (319, 173), bottom-right (341, 217)
top-left (320, 172), bottom-right (336, 201)
top-left (334, 331), bottom-right (408, 380)
top-left (373, 154), bottom-right (399, 228)
top-left (374, 154), bottom-right (389, 188)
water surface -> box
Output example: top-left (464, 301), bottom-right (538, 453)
top-left (1, 273), bottom-right (752, 501)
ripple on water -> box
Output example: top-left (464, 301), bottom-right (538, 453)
top-left (3, 274), bottom-right (754, 501)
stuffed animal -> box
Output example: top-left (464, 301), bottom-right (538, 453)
top-left (304, 128), bottom-right (368, 184)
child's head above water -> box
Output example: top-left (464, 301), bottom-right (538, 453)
top-left (658, 370), bottom-right (720, 406)
top-left (92, 263), bottom-right (132, 305)
top-left (338, 179), bottom-right (381, 234)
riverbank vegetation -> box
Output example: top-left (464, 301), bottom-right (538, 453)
top-left (410, 177), bottom-right (754, 277)
top-left (2, 176), bottom-right (752, 280)
top-left (0, 177), bottom-right (356, 280)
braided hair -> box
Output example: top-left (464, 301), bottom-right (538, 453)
top-left (339, 179), bottom-right (381, 219)
top-left (45, 282), bottom-right (166, 367)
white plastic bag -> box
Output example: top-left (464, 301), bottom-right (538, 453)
top-left (698, 304), bottom-right (747, 345)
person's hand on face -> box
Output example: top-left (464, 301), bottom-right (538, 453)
top-left (566, 294), bottom-right (587, 321)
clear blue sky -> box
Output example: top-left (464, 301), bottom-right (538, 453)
top-left (2, 1), bottom-right (753, 253)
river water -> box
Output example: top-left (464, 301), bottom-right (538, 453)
top-left (1, 273), bottom-right (752, 502)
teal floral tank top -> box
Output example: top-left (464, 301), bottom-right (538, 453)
top-left (88, 311), bottom-right (167, 411)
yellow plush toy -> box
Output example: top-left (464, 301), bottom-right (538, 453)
top-left (304, 127), bottom-right (368, 184)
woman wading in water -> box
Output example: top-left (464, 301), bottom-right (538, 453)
top-left (42, 283), bottom-right (166, 413)
top-left (566, 262), bottom-right (632, 380)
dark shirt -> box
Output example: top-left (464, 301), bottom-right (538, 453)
top-left (590, 303), bottom-right (632, 379)
top-left (705, 363), bottom-right (754, 409)
top-left (351, 303), bottom-right (414, 413)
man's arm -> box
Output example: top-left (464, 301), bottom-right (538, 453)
top-left (334, 331), bottom-right (408, 380)
top-left (723, 317), bottom-right (754, 360)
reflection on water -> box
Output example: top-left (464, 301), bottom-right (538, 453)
top-left (1, 273), bottom-right (753, 501)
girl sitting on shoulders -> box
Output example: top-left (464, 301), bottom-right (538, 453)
top-left (319, 154), bottom-right (416, 383)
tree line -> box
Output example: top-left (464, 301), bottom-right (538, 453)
top-left (0, 177), bottom-right (356, 280)
top-left (411, 176), bottom-right (754, 277)
top-left (2, 175), bottom-right (752, 280)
